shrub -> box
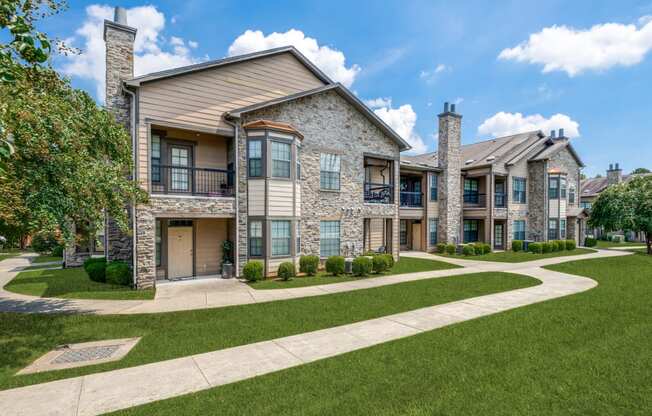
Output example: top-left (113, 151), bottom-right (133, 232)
top-left (372, 254), bottom-right (390, 273)
top-left (325, 256), bottom-right (345, 276)
top-left (436, 243), bottom-right (446, 254)
top-left (382, 254), bottom-right (395, 269)
top-left (550, 241), bottom-right (560, 252)
top-left (528, 242), bottom-right (542, 254)
top-left (462, 245), bottom-right (475, 256)
top-left (86, 259), bottom-right (107, 283)
top-left (542, 242), bottom-right (552, 253)
top-left (565, 239), bottom-right (576, 250)
top-left (473, 243), bottom-right (484, 254)
top-left (299, 255), bottom-right (319, 276)
top-left (584, 237), bottom-right (597, 247)
top-left (83, 257), bottom-right (106, 272)
top-left (482, 243), bottom-right (491, 254)
top-left (352, 256), bottom-right (373, 276)
top-left (277, 262), bottom-right (296, 281)
top-left (51, 244), bottom-right (64, 257)
top-left (445, 244), bottom-right (456, 255)
top-left (105, 261), bottom-right (131, 286)
top-left (364, 251), bottom-right (377, 257)
top-left (243, 261), bottom-right (263, 282)
top-left (512, 240), bottom-right (523, 252)
top-left (31, 232), bottom-right (60, 254)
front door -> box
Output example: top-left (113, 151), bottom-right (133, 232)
top-left (494, 223), bottom-right (504, 249)
top-left (412, 222), bottom-right (421, 251)
top-left (168, 226), bottom-right (193, 279)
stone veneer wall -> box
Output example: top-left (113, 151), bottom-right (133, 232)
top-left (527, 161), bottom-right (546, 242)
top-left (437, 111), bottom-right (462, 244)
top-left (236, 90), bottom-right (401, 274)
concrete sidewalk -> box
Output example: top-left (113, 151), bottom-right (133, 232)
top-left (0, 249), bottom-right (626, 315)
top-left (0, 250), bottom-right (630, 416)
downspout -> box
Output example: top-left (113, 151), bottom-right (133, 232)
top-left (224, 117), bottom-right (239, 277)
top-left (122, 85), bottom-right (138, 287)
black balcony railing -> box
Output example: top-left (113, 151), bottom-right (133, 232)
top-left (364, 183), bottom-right (394, 204)
top-left (400, 191), bottom-right (423, 207)
top-left (494, 193), bottom-right (506, 208)
top-left (464, 192), bottom-right (487, 207)
top-left (151, 165), bottom-right (235, 196)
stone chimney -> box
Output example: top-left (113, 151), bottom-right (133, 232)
top-left (437, 102), bottom-right (462, 244)
top-left (606, 163), bottom-right (623, 185)
top-left (103, 7), bottom-right (136, 126)
top-left (103, 7), bottom-right (137, 262)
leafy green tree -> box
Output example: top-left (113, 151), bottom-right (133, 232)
top-left (589, 176), bottom-right (652, 254)
top-left (631, 167), bottom-right (651, 174)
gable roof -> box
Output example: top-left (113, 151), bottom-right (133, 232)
top-left (124, 46), bottom-right (333, 87)
top-left (226, 83), bottom-right (411, 151)
top-left (581, 172), bottom-right (652, 197)
top-left (529, 137), bottom-right (585, 167)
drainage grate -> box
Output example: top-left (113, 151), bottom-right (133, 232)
top-left (53, 345), bottom-right (121, 364)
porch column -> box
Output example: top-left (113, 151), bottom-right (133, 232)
top-left (135, 207), bottom-right (156, 289)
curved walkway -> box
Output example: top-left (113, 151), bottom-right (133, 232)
top-left (0, 250), bottom-right (632, 415)
top-left (0, 249), bottom-right (627, 315)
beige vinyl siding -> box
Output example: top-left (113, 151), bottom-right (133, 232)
top-left (268, 180), bottom-right (294, 216)
top-left (248, 180), bottom-right (265, 216)
top-left (295, 183), bottom-right (301, 216)
top-left (400, 207), bottom-right (424, 219)
top-left (137, 52), bottom-right (325, 188)
top-left (194, 218), bottom-right (228, 276)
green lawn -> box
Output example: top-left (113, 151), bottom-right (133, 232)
top-left (596, 240), bottom-right (647, 248)
top-left (112, 253), bottom-right (652, 416)
top-left (0, 272), bottom-right (536, 390)
top-left (32, 255), bottom-right (63, 263)
top-left (249, 257), bottom-right (460, 289)
top-left (435, 247), bottom-right (594, 263)
top-left (3, 268), bottom-right (155, 300)
top-left (0, 249), bottom-right (21, 262)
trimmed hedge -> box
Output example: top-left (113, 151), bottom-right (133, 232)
top-left (277, 262), bottom-right (295, 281)
top-left (105, 261), bottom-right (131, 286)
top-left (352, 256), bottom-right (373, 276)
top-left (382, 254), bottom-right (395, 269)
top-left (481, 243), bottom-right (491, 254)
top-left (299, 255), bottom-right (319, 276)
top-left (325, 256), bottom-right (345, 276)
top-left (436, 243), bottom-right (446, 254)
top-left (473, 243), bottom-right (484, 255)
top-left (584, 237), bottom-right (597, 247)
top-left (445, 244), bottom-right (456, 255)
top-left (528, 242), bottom-right (543, 254)
top-left (372, 255), bottom-right (390, 273)
top-left (86, 259), bottom-right (107, 283)
top-left (565, 239), bottom-right (576, 250)
top-left (462, 245), bottom-right (475, 256)
top-left (542, 242), bottom-right (552, 253)
top-left (83, 257), bottom-right (106, 272)
top-left (550, 241), bottom-right (560, 252)
top-left (243, 261), bottom-right (263, 282)
top-left (512, 240), bottom-right (523, 252)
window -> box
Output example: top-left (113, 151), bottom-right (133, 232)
top-left (560, 177), bottom-right (567, 198)
top-left (151, 134), bottom-right (161, 183)
top-left (296, 145), bottom-right (301, 180)
top-left (320, 153), bottom-right (341, 190)
top-left (429, 218), bottom-right (438, 245)
top-left (569, 186), bottom-right (576, 204)
top-left (560, 219), bottom-right (567, 239)
top-left (513, 220), bottom-right (526, 241)
top-left (296, 221), bottom-right (301, 254)
top-left (430, 173), bottom-right (438, 201)
top-left (400, 220), bottom-right (407, 245)
top-left (249, 221), bottom-right (263, 257)
top-left (463, 220), bottom-right (479, 243)
top-left (170, 147), bottom-right (190, 192)
top-left (512, 177), bottom-right (526, 203)
top-left (271, 220), bottom-right (291, 256)
top-left (271, 141), bottom-right (291, 178)
top-left (248, 140), bottom-right (262, 177)
top-left (320, 221), bottom-right (340, 257)
top-left (548, 219), bottom-right (559, 240)
top-left (464, 178), bottom-right (479, 203)
top-left (581, 201), bottom-right (592, 210)
top-left (155, 220), bottom-right (161, 267)
top-left (549, 177), bottom-right (559, 199)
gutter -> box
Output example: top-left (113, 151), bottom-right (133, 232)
top-left (122, 84), bottom-right (138, 287)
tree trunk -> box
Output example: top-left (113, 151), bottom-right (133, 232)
top-left (646, 232), bottom-right (651, 255)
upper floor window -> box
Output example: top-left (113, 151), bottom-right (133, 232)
top-left (569, 186), bottom-right (576, 204)
top-left (248, 140), bottom-right (262, 177)
top-left (271, 220), bottom-right (291, 256)
top-left (430, 173), bottom-right (438, 201)
top-left (249, 220), bottom-right (263, 257)
top-left (151, 134), bottom-right (161, 183)
top-left (271, 141), bottom-right (291, 178)
top-left (296, 145), bottom-right (302, 180)
top-left (560, 177), bottom-right (567, 199)
top-left (548, 177), bottom-right (559, 199)
top-left (320, 153), bottom-right (341, 190)
top-left (581, 201), bottom-right (592, 210)
top-left (513, 220), bottom-right (526, 241)
top-left (464, 178), bottom-right (479, 203)
top-left (512, 177), bottom-right (526, 204)
top-left (320, 220), bottom-right (340, 257)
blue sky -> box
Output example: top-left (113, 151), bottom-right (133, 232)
top-left (42, 0), bottom-right (652, 176)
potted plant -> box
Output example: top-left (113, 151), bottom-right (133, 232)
top-left (221, 240), bottom-right (234, 278)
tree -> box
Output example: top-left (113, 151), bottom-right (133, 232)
top-left (632, 167), bottom-right (651, 175)
top-left (589, 176), bottom-right (652, 254)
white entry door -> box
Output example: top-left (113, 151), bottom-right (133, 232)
top-left (412, 223), bottom-right (421, 251)
top-left (168, 226), bottom-right (193, 279)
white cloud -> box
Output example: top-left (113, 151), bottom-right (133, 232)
top-left (434, 63), bottom-right (449, 73)
top-left (478, 112), bottom-right (580, 138)
top-left (498, 18), bottom-right (652, 76)
top-left (188, 40), bottom-right (198, 49)
top-left (364, 97), bottom-right (392, 109)
top-left (419, 64), bottom-right (451, 83)
top-left (371, 101), bottom-right (427, 153)
top-left (61, 5), bottom-right (203, 101)
top-left (227, 29), bottom-right (360, 87)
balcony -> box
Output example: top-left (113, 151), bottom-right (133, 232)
top-left (463, 192), bottom-right (487, 208)
top-left (494, 193), bottom-right (506, 208)
top-left (151, 165), bottom-right (235, 197)
top-left (364, 182), bottom-right (394, 204)
top-left (400, 191), bottom-right (423, 207)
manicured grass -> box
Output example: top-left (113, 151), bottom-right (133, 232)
top-left (32, 255), bottom-right (63, 263)
top-left (112, 253), bottom-right (652, 416)
top-left (249, 257), bottom-right (460, 289)
top-left (435, 248), bottom-right (594, 263)
top-left (0, 272), bottom-right (536, 390)
top-left (3, 268), bottom-right (155, 301)
top-left (0, 249), bottom-right (21, 262)
top-left (596, 240), bottom-right (647, 248)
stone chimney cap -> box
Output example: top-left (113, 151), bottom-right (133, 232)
top-left (438, 101), bottom-right (462, 118)
top-left (550, 130), bottom-right (556, 138)
top-left (558, 128), bottom-right (565, 138)
top-left (114, 7), bottom-right (128, 25)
